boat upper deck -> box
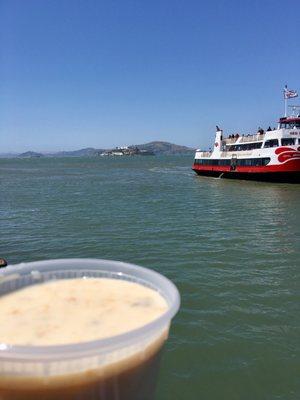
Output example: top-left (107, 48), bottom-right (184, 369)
top-left (223, 132), bottom-right (265, 145)
top-left (195, 126), bottom-right (300, 158)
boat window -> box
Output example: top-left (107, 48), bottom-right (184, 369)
top-left (264, 139), bottom-right (279, 148)
top-left (280, 122), bottom-right (300, 129)
top-left (228, 142), bottom-right (262, 151)
top-left (194, 158), bottom-right (270, 166)
top-left (237, 158), bottom-right (271, 166)
top-left (281, 138), bottom-right (295, 146)
top-left (194, 159), bottom-right (231, 166)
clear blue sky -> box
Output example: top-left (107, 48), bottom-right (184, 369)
top-left (0, 0), bottom-right (299, 152)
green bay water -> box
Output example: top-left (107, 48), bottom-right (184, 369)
top-left (0, 155), bottom-right (299, 400)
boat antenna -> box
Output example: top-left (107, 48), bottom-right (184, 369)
top-left (283, 85), bottom-right (299, 117)
top-left (284, 85), bottom-right (288, 117)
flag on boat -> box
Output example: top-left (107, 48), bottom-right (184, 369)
top-left (284, 85), bottom-right (298, 99)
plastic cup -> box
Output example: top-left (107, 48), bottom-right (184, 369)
top-left (0, 259), bottom-right (180, 400)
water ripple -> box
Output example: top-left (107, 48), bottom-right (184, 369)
top-left (0, 156), bottom-right (299, 400)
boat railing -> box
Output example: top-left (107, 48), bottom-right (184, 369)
top-left (223, 138), bottom-right (237, 144)
top-left (239, 133), bottom-right (265, 143)
top-left (196, 151), bottom-right (212, 157)
top-left (223, 133), bottom-right (265, 145)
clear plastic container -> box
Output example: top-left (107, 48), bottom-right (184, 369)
top-left (0, 259), bottom-right (180, 400)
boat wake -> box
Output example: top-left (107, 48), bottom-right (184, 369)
top-left (149, 166), bottom-right (193, 176)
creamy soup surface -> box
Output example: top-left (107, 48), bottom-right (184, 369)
top-left (0, 278), bottom-right (168, 346)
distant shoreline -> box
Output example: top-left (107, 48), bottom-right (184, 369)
top-left (0, 141), bottom-right (195, 158)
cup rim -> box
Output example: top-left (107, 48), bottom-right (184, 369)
top-left (0, 258), bottom-right (180, 361)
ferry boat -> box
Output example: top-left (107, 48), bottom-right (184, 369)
top-left (192, 91), bottom-right (300, 183)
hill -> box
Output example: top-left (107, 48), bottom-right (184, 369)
top-left (136, 141), bottom-right (195, 155)
top-left (50, 148), bottom-right (103, 157)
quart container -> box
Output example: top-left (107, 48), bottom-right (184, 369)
top-left (0, 259), bottom-right (180, 400)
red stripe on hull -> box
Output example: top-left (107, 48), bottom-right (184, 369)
top-left (192, 159), bottom-right (300, 183)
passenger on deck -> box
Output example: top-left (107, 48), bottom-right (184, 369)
top-left (257, 127), bottom-right (264, 135)
top-left (267, 126), bottom-right (272, 131)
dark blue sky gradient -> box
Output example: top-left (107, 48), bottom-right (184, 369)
top-left (1, 0), bottom-right (299, 152)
